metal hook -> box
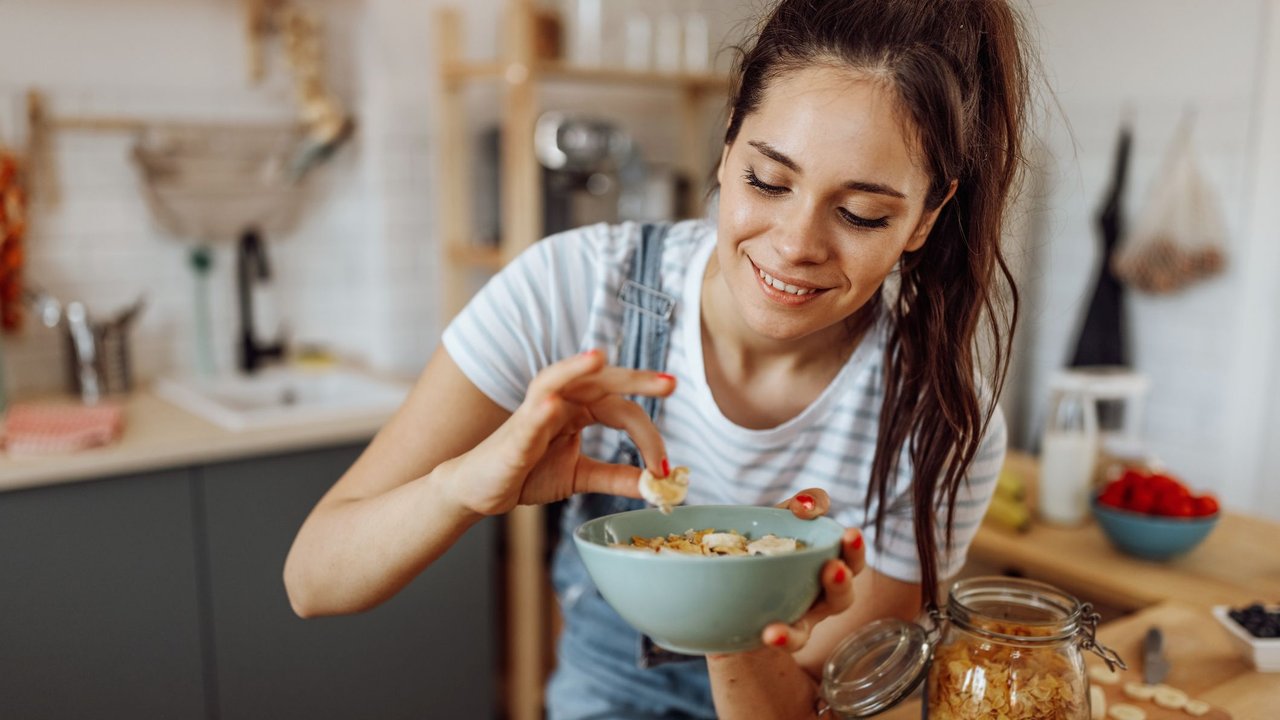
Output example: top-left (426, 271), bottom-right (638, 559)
top-left (1078, 604), bottom-right (1128, 671)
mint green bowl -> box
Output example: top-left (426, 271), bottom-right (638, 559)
top-left (573, 505), bottom-right (844, 654)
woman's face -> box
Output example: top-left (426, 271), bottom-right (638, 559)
top-left (714, 64), bottom-right (950, 343)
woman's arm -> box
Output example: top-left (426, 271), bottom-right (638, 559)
top-left (707, 568), bottom-right (920, 719)
top-left (283, 346), bottom-right (674, 617)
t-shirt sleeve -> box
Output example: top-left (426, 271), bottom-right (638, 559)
top-left (862, 406), bottom-right (1008, 583)
top-left (441, 227), bottom-right (605, 412)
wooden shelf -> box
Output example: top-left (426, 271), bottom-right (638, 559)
top-left (433, 4), bottom-right (728, 718)
top-left (444, 59), bottom-right (730, 92)
top-left (446, 243), bottom-right (504, 272)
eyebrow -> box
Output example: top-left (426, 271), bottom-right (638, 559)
top-left (747, 140), bottom-right (908, 200)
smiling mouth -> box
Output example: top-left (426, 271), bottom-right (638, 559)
top-left (753, 263), bottom-right (825, 298)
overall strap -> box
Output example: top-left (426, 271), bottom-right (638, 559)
top-left (616, 222), bottom-right (701, 668)
top-left (614, 223), bottom-right (676, 464)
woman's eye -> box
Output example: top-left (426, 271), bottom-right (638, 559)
top-left (743, 169), bottom-right (788, 196)
top-left (838, 207), bottom-right (890, 230)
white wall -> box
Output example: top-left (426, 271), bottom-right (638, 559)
top-left (2, 0), bottom-right (1275, 516)
top-left (0, 0), bottom-right (740, 396)
top-left (1015, 0), bottom-right (1279, 517)
top-left (0, 0), bottom-right (419, 392)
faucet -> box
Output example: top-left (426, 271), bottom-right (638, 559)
top-left (237, 228), bottom-right (285, 373)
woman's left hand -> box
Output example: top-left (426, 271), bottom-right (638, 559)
top-left (764, 488), bottom-right (867, 652)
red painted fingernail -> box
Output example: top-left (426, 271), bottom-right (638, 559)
top-left (796, 494), bottom-right (815, 511)
top-left (772, 632), bottom-right (789, 647)
top-left (657, 372), bottom-right (676, 382)
top-left (833, 567), bottom-right (847, 584)
top-left (851, 533), bottom-right (863, 551)
top-left (661, 457), bottom-right (670, 477)
top-left (579, 349), bottom-right (599, 358)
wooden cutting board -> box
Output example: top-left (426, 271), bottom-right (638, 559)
top-left (1089, 665), bottom-right (1230, 720)
top-left (1085, 602), bottom-right (1243, 720)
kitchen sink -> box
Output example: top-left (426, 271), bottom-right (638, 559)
top-left (155, 367), bottom-right (411, 431)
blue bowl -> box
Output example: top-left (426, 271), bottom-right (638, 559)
top-left (1091, 497), bottom-right (1219, 560)
top-left (573, 505), bottom-right (844, 654)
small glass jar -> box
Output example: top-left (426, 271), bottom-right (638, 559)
top-left (819, 577), bottom-right (1124, 719)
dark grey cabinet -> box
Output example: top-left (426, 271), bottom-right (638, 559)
top-left (200, 445), bottom-right (497, 720)
top-left (0, 443), bottom-right (498, 720)
top-left (0, 469), bottom-right (207, 720)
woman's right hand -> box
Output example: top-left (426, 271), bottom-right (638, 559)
top-left (446, 349), bottom-right (677, 517)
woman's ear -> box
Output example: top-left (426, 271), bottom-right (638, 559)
top-left (905, 180), bottom-right (958, 252)
top-left (716, 143), bottom-right (732, 188)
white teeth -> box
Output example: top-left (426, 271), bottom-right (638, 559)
top-left (758, 268), bottom-right (814, 296)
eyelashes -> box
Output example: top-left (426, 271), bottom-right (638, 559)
top-left (742, 167), bottom-right (890, 230)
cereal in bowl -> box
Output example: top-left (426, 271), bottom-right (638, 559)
top-left (615, 528), bottom-right (805, 557)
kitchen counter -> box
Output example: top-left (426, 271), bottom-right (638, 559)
top-left (880, 600), bottom-right (1278, 719)
top-left (0, 389), bottom-right (392, 492)
top-left (968, 452), bottom-right (1280, 610)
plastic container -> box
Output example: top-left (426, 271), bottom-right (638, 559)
top-left (818, 577), bottom-right (1124, 718)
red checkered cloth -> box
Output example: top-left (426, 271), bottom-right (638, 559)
top-left (0, 401), bottom-right (125, 456)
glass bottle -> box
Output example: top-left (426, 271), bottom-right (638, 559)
top-left (1039, 370), bottom-right (1099, 525)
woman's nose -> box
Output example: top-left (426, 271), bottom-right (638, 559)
top-left (773, 204), bottom-right (831, 265)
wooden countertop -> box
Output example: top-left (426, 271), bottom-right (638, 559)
top-left (968, 452), bottom-right (1280, 610)
top-left (0, 389), bottom-right (391, 492)
top-left (880, 600), bottom-right (1278, 719)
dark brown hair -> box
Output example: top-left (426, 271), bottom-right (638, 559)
top-left (724, 0), bottom-right (1028, 607)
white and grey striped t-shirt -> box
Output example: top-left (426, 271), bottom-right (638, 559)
top-left (442, 219), bottom-right (1005, 583)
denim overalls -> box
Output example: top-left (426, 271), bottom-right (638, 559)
top-left (545, 224), bottom-right (718, 719)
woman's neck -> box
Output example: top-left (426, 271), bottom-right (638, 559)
top-left (699, 253), bottom-right (874, 429)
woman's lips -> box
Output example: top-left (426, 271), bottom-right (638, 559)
top-left (751, 261), bottom-right (826, 306)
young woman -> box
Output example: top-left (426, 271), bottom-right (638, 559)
top-left (285, 0), bottom-right (1030, 717)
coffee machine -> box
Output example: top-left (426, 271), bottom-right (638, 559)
top-left (474, 112), bottom-right (686, 244)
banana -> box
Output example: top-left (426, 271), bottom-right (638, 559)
top-left (1089, 665), bottom-right (1122, 685)
top-left (1108, 704), bottom-right (1147, 720)
top-left (1152, 685), bottom-right (1188, 710)
top-left (985, 493), bottom-right (1031, 533)
top-left (1122, 682), bottom-right (1156, 701)
top-left (638, 466), bottom-right (689, 514)
top-left (1184, 699), bottom-right (1211, 717)
top-left (1090, 685), bottom-right (1107, 720)
top-left (996, 467), bottom-right (1026, 501)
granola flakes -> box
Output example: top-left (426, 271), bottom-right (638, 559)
top-left (927, 617), bottom-right (1088, 720)
top-left (613, 528), bottom-right (805, 557)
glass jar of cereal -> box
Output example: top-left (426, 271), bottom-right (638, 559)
top-left (817, 577), bottom-right (1125, 719)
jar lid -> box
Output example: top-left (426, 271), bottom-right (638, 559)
top-left (820, 618), bottom-right (932, 718)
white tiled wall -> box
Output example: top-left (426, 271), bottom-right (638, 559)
top-left (0, 0), bottom-right (437, 396)
top-left (1012, 0), bottom-right (1279, 516)
top-left (2, 0), bottom-right (1277, 516)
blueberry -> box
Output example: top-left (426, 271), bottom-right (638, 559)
top-left (1230, 601), bottom-right (1280, 639)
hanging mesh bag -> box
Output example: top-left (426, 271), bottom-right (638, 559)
top-left (1112, 120), bottom-right (1227, 294)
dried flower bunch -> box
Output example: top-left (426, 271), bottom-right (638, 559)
top-left (927, 616), bottom-right (1087, 720)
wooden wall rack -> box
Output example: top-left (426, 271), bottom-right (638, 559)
top-left (432, 3), bottom-right (727, 718)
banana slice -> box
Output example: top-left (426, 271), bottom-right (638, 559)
top-left (701, 532), bottom-right (747, 552)
top-left (746, 534), bottom-right (799, 556)
top-left (1108, 703), bottom-right (1147, 720)
top-left (1183, 699), bottom-right (1211, 717)
top-left (639, 466), bottom-right (690, 514)
top-left (1153, 685), bottom-right (1188, 710)
top-left (1122, 682), bottom-right (1157, 701)
top-left (1089, 665), bottom-right (1123, 685)
top-left (1090, 685), bottom-right (1107, 720)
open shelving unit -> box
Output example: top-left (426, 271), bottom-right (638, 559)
top-left (432, 2), bottom-right (728, 718)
